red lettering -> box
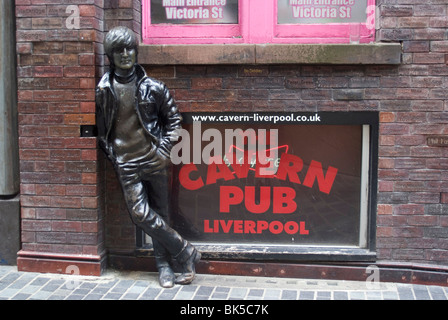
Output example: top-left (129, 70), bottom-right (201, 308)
top-left (206, 160), bottom-right (235, 185)
top-left (220, 220), bottom-right (233, 233)
top-left (245, 186), bottom-right (271, 214)
top-left (302, 160), bottom-right (338, 194)
top-left (226, 151), bottom-right (250, 179)
top-left (284, 221), bottom-right (299, 234)
top-left (179, 163), bottom-right (204, 191)
top-left (220, 186), bottom-right (298, 214)
top-left (204, 219), bottom-right (308, 235)
top-left (269, 221), bottom-right (283, 234)
top-left (273, 187), bottom-right (297, 214)
top-left (257, 220), bottom-right (269, 233)
top-left (300, 221), bottom-right (309, 235)
top-left (234, 220), bottom-right (243, 233)
top-left (204, 220), bottom-right (213, 233)
top-left (244, 220), bottom-right (256, 233)
top-left (219, 186), bottom-right (244, 213)
top-left (276, 153), bottom-right (303, 184)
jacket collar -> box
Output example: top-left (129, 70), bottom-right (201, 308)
top-left (99, 63), bottom-right (147, 89)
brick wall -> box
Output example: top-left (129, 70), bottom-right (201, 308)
top-left (144, 58), bottom-right (447, 266)
top-left (375, 1), bottom-right (448, 265)
top-left (15, 0), bottom-right (448, 274)
top-left (16, 0), bottom-right (106, 274)
top-left (139, 1), bottom-right (448, 266)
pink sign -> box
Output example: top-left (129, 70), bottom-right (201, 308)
top-left (142, 0), bottom-right (376, 44)
top-left (151, 0), bottom-right (239, 24)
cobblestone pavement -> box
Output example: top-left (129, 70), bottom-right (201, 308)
top-left (0, 265), bottom-right (447, 301)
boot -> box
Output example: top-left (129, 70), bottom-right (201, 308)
top-left (158, 266), bottom-right (175, 288)
top-left (175, 244), bottom-right (201, 285)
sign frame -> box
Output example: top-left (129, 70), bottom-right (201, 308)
top-left (142, 0), bottom-right (376, 44)
top-left (137, 111), bottom-right (379, 262)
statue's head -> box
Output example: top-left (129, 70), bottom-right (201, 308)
top-left (104, 26), bottom-right (139, 71)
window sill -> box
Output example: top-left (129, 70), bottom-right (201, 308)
top-left (139, 43), bottom-right (402, 65)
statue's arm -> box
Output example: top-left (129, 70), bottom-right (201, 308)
top-left (95, 86), bottom-right (115, 162)
top-left (156, 83), bottom-right (183, 159)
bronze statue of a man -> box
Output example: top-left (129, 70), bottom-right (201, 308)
top-left (96, 26), bottom-right (200, 288)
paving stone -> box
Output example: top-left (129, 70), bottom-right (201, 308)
top-left (0, 265), bottom-right (446, 302)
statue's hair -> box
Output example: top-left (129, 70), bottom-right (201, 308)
top-left (104, 26), bottom-right (138, 67)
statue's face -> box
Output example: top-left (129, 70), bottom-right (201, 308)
top-left (113, 47), bottom-right (136, 71)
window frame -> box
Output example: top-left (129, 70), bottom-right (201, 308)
top-left (142, 0), bottom-right (376, 45)
top-left (272, 0), bottom-right (377, 44)
top-left (136, 111), bottom-right (379, 262)
top-left (142, 0), bottom-right (245, 44)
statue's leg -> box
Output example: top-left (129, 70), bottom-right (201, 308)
top-left (145, 171), bottom-right (176, 288)
top-left (116, 162), bottom-right (200, 285)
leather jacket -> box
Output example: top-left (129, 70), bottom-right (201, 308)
top-left (95, 64), bottom-right (182, 162)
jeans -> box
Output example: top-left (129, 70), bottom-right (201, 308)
top-left (114, 151), bottom-right (191, 268)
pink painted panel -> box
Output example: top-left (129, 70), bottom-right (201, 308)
top-left (142, 0), bottom-right (244, 44)
top-left (273, 0), bottom-right (376, 43)
top-left (142, 0), bottom-right (376, 45)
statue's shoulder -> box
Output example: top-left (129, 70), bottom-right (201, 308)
top-left (139, 76), bottom-right (167, 94)
top-left (97, 71), bottom-right (112, 90)
top-left (140, 74), bottom-right (162, 85)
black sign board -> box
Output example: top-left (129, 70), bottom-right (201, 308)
top-left (150, 0), bottom-right (239, 24)
top-left (139, 112), bottom-right (378, 261)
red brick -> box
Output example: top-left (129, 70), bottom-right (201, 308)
top-left (36, 208), bottom-right (67, 220)
top-left (16, 6), bottom-right (47, 17)
top-left (378, 204), bottom-right (393, 215)
top-left (19, 125), bottom-right (48, 137)
top-left (67, 232), bottom-right (98, 245)
top-left (380, 123), bottom-right (410, 135)
top-left (49, 102), bottom-right (80, 114)
top-left (16, 30), bottom-right (47, 42)
top-left (82, 221), bottom-right (100, 233)
top-left (17, 43), bottom-right (33, 54)
top-left (32, 17), bottom-right (63, 29)
top-left (380, 112), bottom-right (395, 123)
top-left (36, 232), bottom-right (67, 244)
top-left (48, 78), bottom-right (80, 89)
top-left (52, 221), bottom-right (83, 233)
top-left (394, 204), bottom-right (425, 215)
top-left (34, 161), bottom-right (65, 173)
top-left (64, 114), bottom-right (96, 125)
top-left (414, 53), bottom-right (446, 64)
top-left (21, 195), bottom-right (51, 207)
top-left (21, 184), bottom-right (36, 195)
top-left (79, 54), bottom-right (95, 66)
top-left (64, 66), bottom-right (95, 78)
top-left (442, 193), bottom-right (448, 204)
top-left (49, 126), bottom-right (80, 137)
top-left (50, 149), bottom-right (81, 161)
top-left (50, 196), bottom-right (82, 209)
top-left (21, 207), bottom-right (36, 220)
top-left (80, 102), bottom-right (95, 113)
top-left (19, 149), bottom-right (50, 161)
top-left (33, 42), bottom-right (64, 54)
top-left (82, 173), bottom-right (98, 185)
top-left (82, 149), bottom-right (98, 161)
top-left (66, 185), bottom-right (98, 196)
top-left (82, 197), bottom-right (99, 209)
top-left (79, 5), bottom-right (96, 17)
top-left (35, 184), bottom-right (66, 196)
top-left (22, 220), bottom-right (52, 232)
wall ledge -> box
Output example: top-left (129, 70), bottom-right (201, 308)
top-left (139, 43), bottom-right (402, 65)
